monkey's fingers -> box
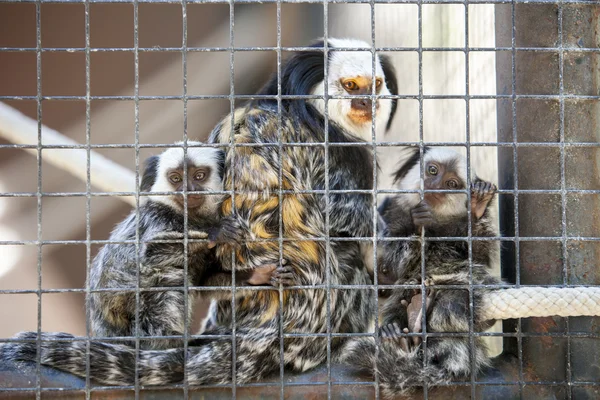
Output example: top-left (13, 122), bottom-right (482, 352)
top-left (271, 265), bottom-right (294, 285)
top-left (412, 204), bottom-right (434, 227)
top-left (380, 324), bottom-right (393, 338)
top-left (381, 322), bottom-right (400, 337)
top-left (220, 225), bottom-right (246, 244)
top-left (271, 274), bottom-right (295, 287)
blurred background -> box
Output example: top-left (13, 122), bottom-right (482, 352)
top-left (0, 3), bottom-right (500, 350)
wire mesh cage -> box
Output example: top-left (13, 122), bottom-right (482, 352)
top-left (0, 1), bottom-right (599, 399)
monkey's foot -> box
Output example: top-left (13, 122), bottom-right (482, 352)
top-left (470, 180), bottom-right (497, 220)
top-left (270, 261), bottom-right (295, 287)
top-left (400, 286), bottom-right (436, 348)
top-left (411, 200), bottom-right (435, 228)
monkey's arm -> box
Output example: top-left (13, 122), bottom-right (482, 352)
top-left (141, 230), bottom-right (210, 266)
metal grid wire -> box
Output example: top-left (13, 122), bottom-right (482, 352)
top-left (0, 0), bottom-right (599, 399)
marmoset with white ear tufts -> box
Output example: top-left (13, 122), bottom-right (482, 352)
top-left (1, 143), bottom-right (277, 383)
top-left (339, 147), bottom-right (501, 398)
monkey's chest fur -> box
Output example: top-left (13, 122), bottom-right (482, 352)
top-left (210, 107), bottom-right (375, 337)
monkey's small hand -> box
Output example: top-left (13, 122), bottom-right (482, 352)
top-left (245, 262), bottom-right (285, 286)
top-left (411, 201), bottom-right (435, 229)
top-left (470, 180), bottom-right (497, 220)
top-left (207, 216), bottom-right (247, 249)
top-left (270, 260), bottom-right (295, 287)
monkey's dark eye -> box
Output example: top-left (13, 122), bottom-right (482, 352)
top-left (446, 180), bottom-right (458, 189)
top-left (381, 267), bottom-right (389, 275)
top-left (169, 174), bottom-right (182, 184)
top-left (375, 79), bottom-right (383, 88)
top-left (342, 80), bottom-right (359, 91)
top-left (194, 171), bottom-right (206, 181)
top-left (427, 165), bottom-right (438, 175)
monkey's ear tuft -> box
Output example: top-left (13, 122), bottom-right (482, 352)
top-left (392, 146), bottom-right (430, 185)
top-left (379, 54), bottom-right (398, 132)
top-left (141, 155), bottom-right (160, 192)
top-left (215, 149), bottom-right (226, 180)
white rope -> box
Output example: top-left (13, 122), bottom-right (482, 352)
top-left (0, 102), bottom-right (136, 206)
top-left (480, 287), bottom-right (600, 320)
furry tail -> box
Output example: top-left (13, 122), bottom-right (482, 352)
top-left (340, 337), bottom-right (480, 398)
top-left (1, 332), bottom-right (184, 385)
top-left (1, 329), bottom-right (280, 386)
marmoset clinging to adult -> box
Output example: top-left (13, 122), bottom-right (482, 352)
top-left (341, 147), bottom-right (500, 398)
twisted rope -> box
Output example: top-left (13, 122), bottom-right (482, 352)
top-left (480, 287), bottom-right (600, 320)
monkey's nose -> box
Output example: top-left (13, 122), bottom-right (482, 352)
top-left (351, 98), bottom-right (372, 112)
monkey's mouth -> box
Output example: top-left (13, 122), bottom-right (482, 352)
top-left (348, 108), bottom-right (373, 124)
top-left (175, 194), bottom-right (205, 208)
top-left (424, 192), bottom-right (446, 206)
top-left (348, 100), bottom-right (380, 125)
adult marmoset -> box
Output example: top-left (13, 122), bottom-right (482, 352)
top-left (2, 38), bottom-right (398, 386)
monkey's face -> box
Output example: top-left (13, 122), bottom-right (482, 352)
top-left (422, 161), bottom-right (465, 208)
top-left (309, 50), bottom-right (392, 141)
top-left (167, 164), bottom-right (212, 209)
top-left (395, 148), bottom-right (470, 218)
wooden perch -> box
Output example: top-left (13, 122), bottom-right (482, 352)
top-left (0, 102), bottom-right (136, 206)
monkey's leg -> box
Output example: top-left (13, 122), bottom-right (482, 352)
top-left (423, 280), bottom-right (492, 380)
top-left (136, 287), bottom-right (193, 349)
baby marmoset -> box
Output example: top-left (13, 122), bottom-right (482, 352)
top-left (340, 147), bottom-right (501, 398)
